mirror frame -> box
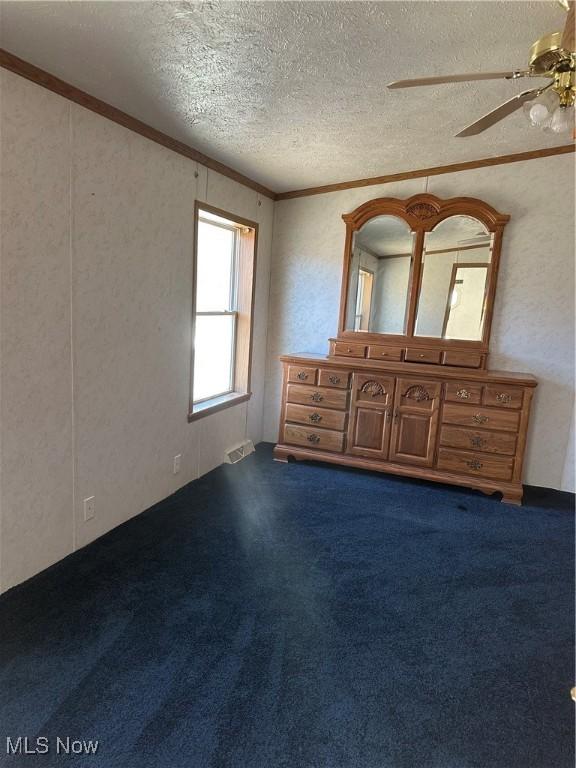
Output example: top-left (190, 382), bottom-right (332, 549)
top-left (338, 194), bottom-right (510, 351)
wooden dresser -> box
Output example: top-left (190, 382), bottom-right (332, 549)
top-left (273, 193), bottom-right (537, 504)
top-left (274, 352), bottom-right (536, 505)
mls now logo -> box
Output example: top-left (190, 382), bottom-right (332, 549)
top-left (6, 736), bottom-right (99, 755)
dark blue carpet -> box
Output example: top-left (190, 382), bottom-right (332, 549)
top-left (0, 443), bottom-right (574, 768)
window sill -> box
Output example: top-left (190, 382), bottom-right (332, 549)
top-left (188, 392), bottom-right (251, 423)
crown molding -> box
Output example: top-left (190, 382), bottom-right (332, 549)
top-left (0, 48), bottom-right (276, 200)
top-left (276, 144), bottom-right (575, 201)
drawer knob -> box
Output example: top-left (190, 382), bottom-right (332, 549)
top-left (419, 354), bottom-right (425, 358)
top-left (307, 433), bottom-right (320, 444)
top-left (297, 371), bottom-right (309, 381)
top-left (466, 459), bottom-right (483, 471)
top-left (471, 436), bottom-right (486, 449)
top-left (309, 412), bottom-right (322, 423)
top-left (473, 413), bottom-right (489, 425)
top-left (496, 392), bottom-right (512, 404)
top-left (346, 348), bottom-right (353, 353)
top-left (328, 375), bottom-right (341, 385)
top-left (311, 392), bottom-right (324, 402)
top-left (456, 389), bottom-right (470, 400)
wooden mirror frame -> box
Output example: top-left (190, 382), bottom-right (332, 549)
top-left (338, 194), bottom-right (510, 353)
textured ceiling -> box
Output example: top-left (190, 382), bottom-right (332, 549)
top-left (0, 1), bottom-right (570, 192)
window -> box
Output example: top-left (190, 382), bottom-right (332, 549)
top-left (189, 203), bottom-right (257, 421)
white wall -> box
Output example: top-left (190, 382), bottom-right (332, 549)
top-left (264, 155), bottom-right (575, 492)
top-left (562, 402), bottom-right (575, 492)
top-left (0, 71), bottom-right (273, 594)
top-left (374, 255), bottom-right (412, 334)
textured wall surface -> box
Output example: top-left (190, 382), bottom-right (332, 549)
top-left (0, 1), bottom-right (570, 191)
top-left (264, 154), bottom-right (575, 491)
top-left (0, 71), bottom-right (74, 592)
top-left (0, 70), bottom-right (273, 593)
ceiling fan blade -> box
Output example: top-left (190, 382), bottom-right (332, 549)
top-left (455, 88), bottom-right (542, 137)
top-left (387, 71), bottom-right (529, 89)
top-left (561, 1), bottom-right (574, 51)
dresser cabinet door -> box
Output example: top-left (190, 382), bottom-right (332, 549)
top-left (389, 378), bottom-right (441, 467)
top-left (347, 374), bottom-right (395, 459)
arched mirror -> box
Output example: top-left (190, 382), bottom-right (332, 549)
top-left (415, 216), bottom-right (493, 341)
top-left (345, 216), bottom-right (415, 334)
top-left (338, 195), bottom-right (510, 364)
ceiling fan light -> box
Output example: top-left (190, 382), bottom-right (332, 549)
top-left (527, 102), bottom-right (551, 127)
top-left (522, 99), bottom-right (534, 115)
top-left (549, 104), bottom-right (575, 134)
top-left (540, 88), bottom-right (560, 110)
top-left (523, 89), bottom-right (560, 128)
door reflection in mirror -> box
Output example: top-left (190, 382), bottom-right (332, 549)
top-left (443, 264), bottom-right (489, 339)
top-left (415, 216), bottom-right (493, 341)
top-left (354, 268), bottom-right (374, 330)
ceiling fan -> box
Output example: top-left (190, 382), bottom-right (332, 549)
top-left (387, 1), bottom-right (575, 136)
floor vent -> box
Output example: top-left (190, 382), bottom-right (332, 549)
top-left (225, 440), bottom-right (255, 464)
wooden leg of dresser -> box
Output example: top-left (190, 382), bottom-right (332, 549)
top-left (273, 446), bottom-right (290, 463)
top-left (501, 488), bottom-right (523, 506)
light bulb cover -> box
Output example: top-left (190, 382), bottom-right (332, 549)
top-left (523, 89), bottom-right (560, 129)
top-left (529, 103), bottom-right (551, 126)
top-left (549, 104), bottom-right (575, 134)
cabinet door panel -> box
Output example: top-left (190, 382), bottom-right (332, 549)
top-left (349, 407), bottom-right (389, 458)
top-left (389, 378), bottom-right (441, 466)
top-left (347, 374), bottom-right (395, 459)
top-left (395, 414), bottom-right (433, 459)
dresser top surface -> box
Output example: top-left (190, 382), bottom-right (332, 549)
top-left (280, 352), bottom-right (538, 387)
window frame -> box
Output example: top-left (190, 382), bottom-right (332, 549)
top-left (188, 201), bottom-right (258, 422)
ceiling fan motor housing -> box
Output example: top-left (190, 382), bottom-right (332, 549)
top-left (529, 32), bottom-right (572, 73)
top-left (530, 32), bottom-right (575, 108)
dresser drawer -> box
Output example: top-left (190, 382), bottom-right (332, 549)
top-left (444, 382), bottom-right (483, 404)
top-left (442, 350), bottom-right (483, 368)
top-left (366, 345), bottom-right (404, 362)
top-left (333, 341), bottom-right (366, 358)
top-left (287, 364), bottom-right (317, 385)
top-left (285, 403), bottom-right (346, 431)
top-left (482, 385), bottom-right (524, 409)
top-left (405, 348), bottom-right (442, 364)
top-left (284, 424), bottom-right (344, 453)
top-left (440, 425), bottom-right (517, 456)
top-left (318, 368), bottom-right (350, 389)
top-left (437, 448), bottom-right (514, 481)
top-left (442, 403), bottom-right (520, 432)
top-left (286, 384), bottom-right (348, 410)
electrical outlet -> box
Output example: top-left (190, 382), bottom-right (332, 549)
top-left (83, 496), bottom-right (95, 521)
top-left (173, 454), bottom-right (182, 475)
